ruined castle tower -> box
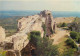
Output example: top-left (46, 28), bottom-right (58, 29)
top-left (0, 26), bottom-right (5, 42)
top-left (40, 10), bottom-right (55, 37)
top-left (17, 10), bottom-right (56, 37)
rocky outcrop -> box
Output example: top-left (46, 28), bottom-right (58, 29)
top-left (42, 10), bottom-right (54, 36)
top-left (18, 10), bottom-right (55, 37)
top-left (0, 10), bottom-right (56, 56)
top-left (0, 26), bottom-right (5, 42)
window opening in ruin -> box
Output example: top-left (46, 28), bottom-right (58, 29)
top-left (48, 13), bottom-right (50, 15)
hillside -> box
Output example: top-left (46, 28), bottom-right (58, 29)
top-left (0, 16), bottom-right (20, 36)
top-left (54, 17), bottom-right (75, 24)
top-left (0, 10), bottom-right (78, 56)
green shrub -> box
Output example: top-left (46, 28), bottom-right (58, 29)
top-left (70, 31), bottom-right (80, 44)
top-left (62, 48), bottom-right (76, 56)
top-left (29, 31), bottom-right (41, 46)
top-left (70, 31), bottom-right (78, 39)
top-left (28, 31), bottom-right (59, 56)
top-left (61, 23), bottom-right (67, 27)
top-left (57, 23), bottom-right (62, 27)
top-left (66, 38), bottom-right (77, 49)
top-left (77, 33), bottom-right (80, 43)
top-left (42, 23), bottom-right (46, 36)
top-left (0, 49), bottom-right (7, 56)
top-left (42, 23), bottom-right (46, 32)
top-left (77, 38), bottom-right (80, 43)
top-left (36, 37), bottom-right (59, 56)
top-left (57, 23), bottom-right (67, 27)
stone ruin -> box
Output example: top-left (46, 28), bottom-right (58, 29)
top-left (40, 10), bottom-right (55, 36)
top-left (0, 26), bottom-right (5, 42)
top-left (18, 10), bottom-right (56, 36)
top-left (0, 10), bottom-right (56, 56)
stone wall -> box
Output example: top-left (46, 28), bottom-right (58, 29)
top-left (0, 10), bottom-right (56, 56)
top-left (17, 10), bottom-right (56, 37)
top-left (41, 10), bottom-right (55, 36)
top-left (18, 15), bottom-right (40, 31)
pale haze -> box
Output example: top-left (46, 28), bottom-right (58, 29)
top-left (0, 0), bottom-right (80, 11)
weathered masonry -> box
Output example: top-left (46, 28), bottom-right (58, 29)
top-left (0, 10), bottom-right (56, 56)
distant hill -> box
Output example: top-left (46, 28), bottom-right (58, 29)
top-left (0, 11), bottom-right (40, 19)
top-left (0, 17), bottom-right (20, 36)
top-left (0, 11), bottom-right (80, 19)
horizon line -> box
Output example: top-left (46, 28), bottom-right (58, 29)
top-left (0, 10), bottom-right (80, 12)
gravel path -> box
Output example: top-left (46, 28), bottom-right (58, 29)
top-left (51, 28), bottom-right (69, 44)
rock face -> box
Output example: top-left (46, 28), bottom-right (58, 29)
top-left (18, 10), bottom-right (55, 37)
top-left (0, 10), bottom-right (56, 56)
top-left (0, 26), bottom-right (5, 42)
top-left (40, 10), bottom-right (54, 36)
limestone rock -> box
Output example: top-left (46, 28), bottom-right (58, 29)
top-left (0, 26), bottom-right (5, 42)
top-left (0, 10), bottom-right (57, 56)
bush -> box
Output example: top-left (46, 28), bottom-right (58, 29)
top-left (57, 23), bottom-right (62, 27)
top-left (36, 37), bottom-right (59, 56)
top-left (42, 23), bottom-right (46, 36)
top-left (70, 31), bottom-right (80, 44)
top-left (66, 38), bottom-right (77, 49)
top-left (57, 23), bottom-right (67, 27)
top-left (70, 31), bottom-right (78, 39)
top-left (29, 31), bottom-right (41, 46)
top-left (62, 48), bottom-right (76, 56)
top-left (0, 49), bottom-right (7, 56)
top-left (77, 34), bottom-right (80, 43)
top-left (42, 23), bottom-right (46, 32)
top-left (61, 23), bottom-right (67, 27)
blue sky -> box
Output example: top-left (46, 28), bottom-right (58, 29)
top-left (0, 0), bottom-right (80, 11)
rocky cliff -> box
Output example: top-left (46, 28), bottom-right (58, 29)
top-left (18, 10), bottom-right (55, 37)
top-left (0, 10), bottom-right (56, 56)
top-left (0, 10), bottom-right (75, 56)
top-left (0, 26), bottom-right (5, 42)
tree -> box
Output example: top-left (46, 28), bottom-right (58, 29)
top-left (29, 31), bottom-right (59, 56)
top-left (29, 31), bottom-right (41, 46)
top-left (36, 37), bottom-right (59, 56)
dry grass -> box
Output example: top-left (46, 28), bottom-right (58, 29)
top-left (58, 35), bottom-right (69, 56)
